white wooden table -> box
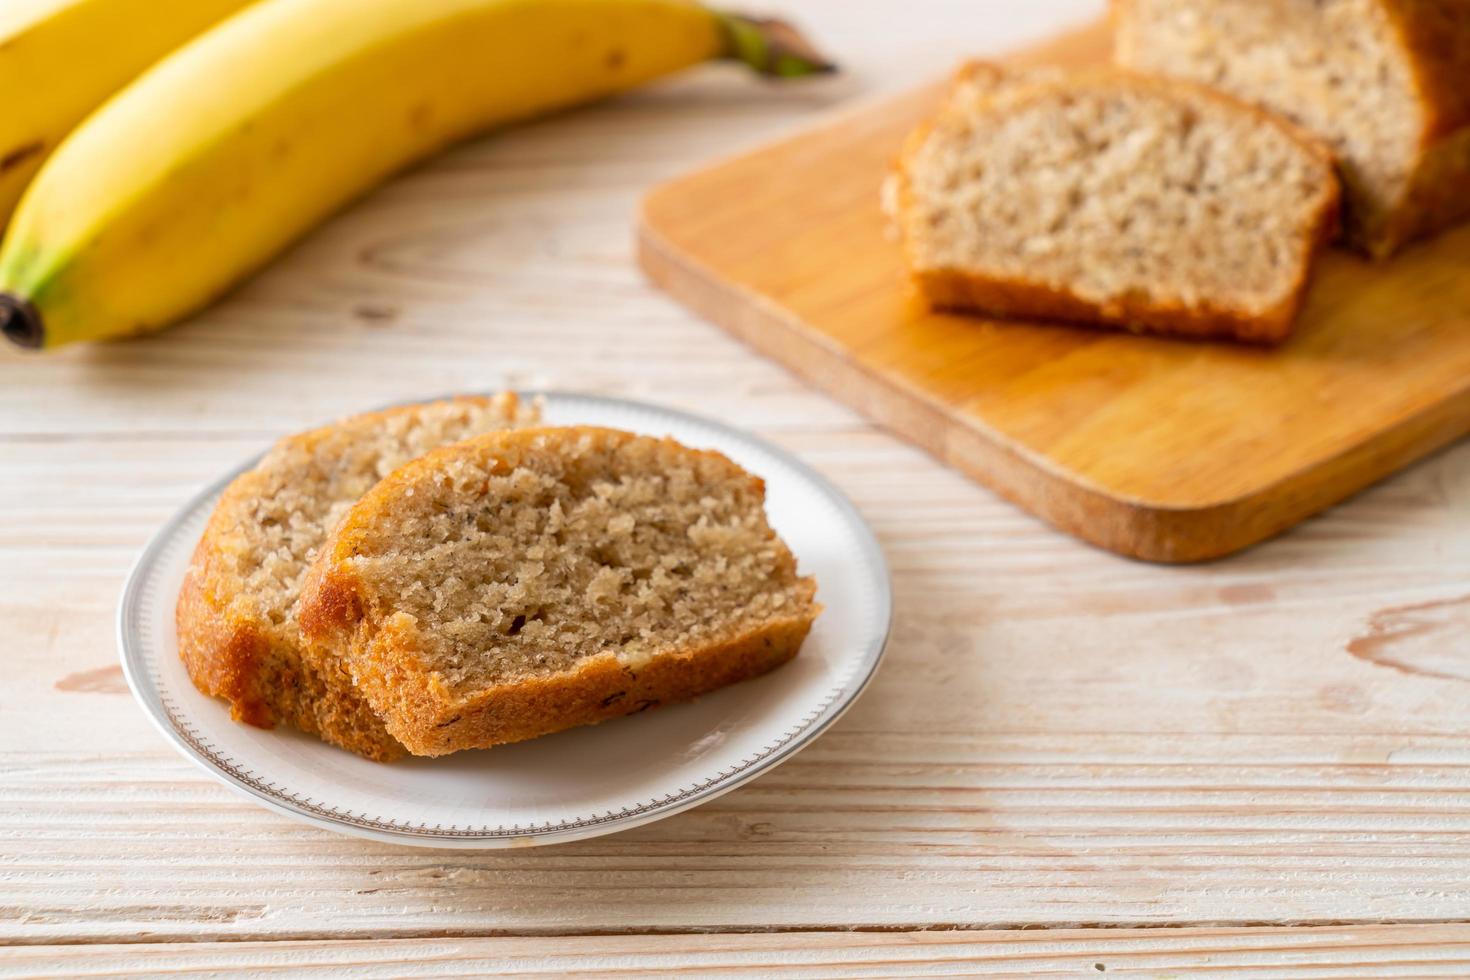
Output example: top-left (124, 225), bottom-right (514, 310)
top-left (5, 1), bottom-right (1470, 973)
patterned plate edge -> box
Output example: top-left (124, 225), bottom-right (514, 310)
top-left (117, 391), bottom-right (893, 847)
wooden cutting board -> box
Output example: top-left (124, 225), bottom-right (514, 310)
top-left (637, 20), bottom-right (1470, 563)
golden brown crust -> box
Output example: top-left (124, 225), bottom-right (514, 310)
top-left (947, 61), bottom-right (1341, 170)
top-left (175, 395), bottom-right (531, 763)
top-left (892, 63), bottom-right (1341, 344)
top-left (1369, 0), bottom-right (1470, 255)
top-left (312, 562), bottom-right (816, 757)
top-left (399, 612), bottom-right (814, 757)
top-left (1379, 125), bottom-right (1470, 255)
top-left (298, 426), bottom-right (819, 757)
top-left (1387, 0), bottom-right (1470, 140)
top-left (306, 424), bottom-right (772, 578)
top-left (176, 539), bottom-right (274, 729)
top-left (1112, 0), bottom-right (1470, 257)
top-left (294, 555), bottom-right (358, 642)
top-left (177, 506), bottom-right (406, 761)
top-left (912, 269), bottom-right (1304, 345)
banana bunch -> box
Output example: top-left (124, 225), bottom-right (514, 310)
top-left (0, 0), bottom-right (831, 350)
top-left (0, 0), bottom-right (257, 228)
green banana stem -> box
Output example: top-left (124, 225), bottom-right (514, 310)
top-left (716, 11), bottom-right (836, 77)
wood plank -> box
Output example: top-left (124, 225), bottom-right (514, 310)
top-left (637, 20), bottom-right (1470, 562)
top-left (3, 431), bottom-right (1470, 942)
top-left (6, 0), bottom-right (1470, 952)
top-left (8, 926), bottom-right (1470, 977)
top-left (0, 3), bottom-right (1096, 443)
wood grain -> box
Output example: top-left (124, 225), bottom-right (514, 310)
top-left (637, 21), bottom-right (1470, 562)
top-left (5, 430), bottom-right (1470, 943)
top-left (8, 926), bottom-right (1470, 977)
top-left (4, 0), bottom-right (1470, 969)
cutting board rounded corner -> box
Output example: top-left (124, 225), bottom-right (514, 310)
top-left (636, 18), bottom-right (1470, 564)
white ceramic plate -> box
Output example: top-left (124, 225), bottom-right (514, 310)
top-left (119, 392), bottom-right (891, 848)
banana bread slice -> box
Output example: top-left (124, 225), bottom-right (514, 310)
top-left (1114, 0), bottom-right (1470, 258)
top-left (176, 393), bottom-right (538, 761)
top-left (891, 62), bottom-right (1341, 343)
top-left (298, 426), bottom-right (819, 757)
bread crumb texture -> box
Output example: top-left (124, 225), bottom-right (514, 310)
top-left (301, 426), bottom-right (819, 756)
top-left (176, 393), bottom-right (539, 760)
top-left (1115, 0), bottom-right (1470, 256)
top-left (895, 63), bottom-right (1339, 341)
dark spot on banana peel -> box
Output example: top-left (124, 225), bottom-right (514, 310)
top-left (604, 47), bottom-right (625, 70)
top-left (0, 141), bottom-right (43, 173)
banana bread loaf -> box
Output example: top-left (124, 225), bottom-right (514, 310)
top-left (891, 62), bottom-right (1340, 342)
top-left (1114, 0), bottom-right (1470, 257)
top-left (298, 426), bottom-right (819, 757)
top-left (176, 393), bottom-right (538, 760)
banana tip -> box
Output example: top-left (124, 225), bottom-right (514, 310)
top-left (0, 294), bottom-right (42, 349)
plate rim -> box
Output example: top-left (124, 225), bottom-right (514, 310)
top-left (117, 391), bottom-right (892, 848)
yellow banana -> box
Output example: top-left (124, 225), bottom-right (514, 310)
top-left (0, 0), bottom-right (259, 229)
top-left (0, 0), bottom-right (830, 349)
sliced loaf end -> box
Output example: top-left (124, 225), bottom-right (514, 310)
top-left (1111, 0), bottom-right (1467, 258)
top-left (893, 62), bottom-right (1341, 342)
top-left (299, 426), bottom-right (819, 756)
top-left (177, 392), bottom-right (539, 761)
